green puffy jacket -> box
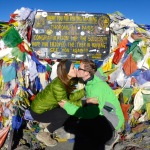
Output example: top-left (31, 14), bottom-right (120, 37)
top-left (64, 67), bottom-right (124, 130)
top-left (30, 77), bottom-right (85, 114)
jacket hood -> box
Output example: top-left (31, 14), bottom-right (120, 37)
top-left (95, 67), bottom-right (108, 82)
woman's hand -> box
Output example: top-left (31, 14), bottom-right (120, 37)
top-left (58, 100), bottom-right (67, 108)
top-left (77, 82), bottom-right (85, 90)
top-left (86, 97), bottom-right (99, 104)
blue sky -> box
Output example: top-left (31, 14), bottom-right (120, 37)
top-left (0, 0), bottom-right (149, 24)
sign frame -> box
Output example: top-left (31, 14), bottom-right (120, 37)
top-left (31, 11), bottom-right (111, 60)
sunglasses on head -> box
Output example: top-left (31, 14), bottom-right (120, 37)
top-left (78, 67), bottom-right (87, 72)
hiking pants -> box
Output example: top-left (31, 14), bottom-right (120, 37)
top-left (30, 107), bottom-right (71, 132)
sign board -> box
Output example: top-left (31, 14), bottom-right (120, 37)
top-left (32, 12), bottom-right (111, 60)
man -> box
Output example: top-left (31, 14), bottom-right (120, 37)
top-left (59, 59), bottom-right (124, 150)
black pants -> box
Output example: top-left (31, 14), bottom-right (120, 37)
top-left (30, 107), bottom-right (71, 132)
top-left (30, 100), bottom-right (87, 133)
top-left (64, 115), bottom-right (114, 150)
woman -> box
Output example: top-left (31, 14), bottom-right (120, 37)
top-left (30, 59), bottom-right (85, 147)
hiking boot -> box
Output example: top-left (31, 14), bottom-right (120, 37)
top-left (113, 142), bottom-right (125, 150)
top-left (53, 126), bottom-right (75, 139)
top-left (105, 130), bottom-right (120, 150)
top-left (39, 122), bottom-right (50, 129)
top-left (36, 132), bottom-right (57, 147)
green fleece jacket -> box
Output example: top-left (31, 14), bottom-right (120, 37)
top-left (31, 77), bottom-right (85, 114)
top-left (64, 67), bottom-right (124, 130)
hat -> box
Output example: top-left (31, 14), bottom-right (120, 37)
top-left (65, 60), bottom-right (72, 74)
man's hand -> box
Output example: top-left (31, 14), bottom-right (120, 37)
top-left (58, 100), bottom-right (67, 108)
top-left (86, 97), bottom-right (99, 104)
